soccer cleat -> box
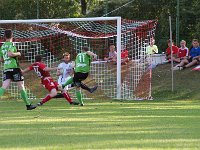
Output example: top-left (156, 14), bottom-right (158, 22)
top-left (80, 103), bottom-right (84, 106)
top-left (172, 66), bottom-right (180, 71)
top-left (179, 66), bottom-right (184, 70)
top-left (37, 102), bottom-right (43, 106)
top-left (90, 85), bottom-right (98, 93)
top-left (70, 101), bottom-right (79, 105)
top-left (26, 105), bottom-right (37, 110)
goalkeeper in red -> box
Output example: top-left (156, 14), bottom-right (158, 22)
top-left (61, 46), bottom-right (98, 106)
top-left (0, 29), bottom-right (36, 110)
top-left (22, 55), bottom-right (79, 106)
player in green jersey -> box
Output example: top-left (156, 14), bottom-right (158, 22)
top-left (0, 29), bottom-right (36, 110)
top-left (61, 46), bottom-right (98, 106)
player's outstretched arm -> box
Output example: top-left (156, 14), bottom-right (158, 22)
top-left (43, 67), bottom-right (58, 72)
top-left (21, 67), bottom-right (31, 74)
top-left (8, 51), bottom-right (21, 57)
top-left (86, 51), bottom-right (97, 59)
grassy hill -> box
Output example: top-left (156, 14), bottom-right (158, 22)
top-left (152, 63), bottom-right (200, 100)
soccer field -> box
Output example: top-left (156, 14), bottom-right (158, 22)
top-left (0, 99), bottom-right (200, 150)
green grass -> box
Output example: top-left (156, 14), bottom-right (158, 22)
top-left (152, 63), bottom-right (200, 100)
top-left (1, 63), bottom-right (200, 149)
top-left (0, 99), bottom-right (200, 150)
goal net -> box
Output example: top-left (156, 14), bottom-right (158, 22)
top-left (0, 17), bottom-right (157, 100)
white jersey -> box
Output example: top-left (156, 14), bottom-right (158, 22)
top-left (57, 61), bottom-right (73, 85)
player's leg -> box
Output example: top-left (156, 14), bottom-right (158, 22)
top-left (75, 86), bottom-right (84, 106)
top-left (74, 72), bottom-right (98, 93)
top-left (37, 88), bottom-right (57, 106)
top-left (80, 82), bottom-right (98, 93)
top-left (62, 77), bottom-right (73, 88)
top-left (13, 68), bottom-right (36, 110)
top-left (0, 79), bottom-right (11, 96)
top-left (57, 78), bottom-right (79, 105)
top-left (37, 78), bottom-right (57, 106)
top-left (0, 70), bottom-right (12, 96)
top-left (54, 77), bottom-right (65, 98)
top-left (17, 81), bottom-right (29, 105)
top-left (61, 89), bottom-right (79, 105)
top-left (79, 82), bottom-right (91, 92)
top-left (17, 81), bottom-right (37, 110)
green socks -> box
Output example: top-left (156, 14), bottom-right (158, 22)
top-left (20, 90), bottom-right (31, 105)
top-left (0, 88), bottom-right (31, 106)
top-left (0, 87), bottom-right (5, 96)
top-left (62, 77), bottom-right (73, 88)
top-left (76, 90), bottom-right (83, 105)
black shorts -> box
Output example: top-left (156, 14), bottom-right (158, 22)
top-left (3, 68), bottom-right (24, 82)
top-left (73, 72), bottom-right (88, 86)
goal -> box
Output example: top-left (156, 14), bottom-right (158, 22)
top-left (0, 17), bottom-right (157, 100)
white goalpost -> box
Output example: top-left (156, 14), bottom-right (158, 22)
top-left (0, 17), bottom-right (157, 100)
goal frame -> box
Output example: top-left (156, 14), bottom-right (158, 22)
top-left (0, 17), bottom-right (122, 99)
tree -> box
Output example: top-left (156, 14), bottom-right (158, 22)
top-left (87, 0), bottom-right (200, 51)
top-left (81, 0), bottom-right (87, 15)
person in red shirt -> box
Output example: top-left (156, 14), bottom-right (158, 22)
top-left (166, 40), bottom-right (179, 62)
top-left (121, 48), bottom-right (129, 65)
top-left (173, 40), bottom-right (189, 63)
top-left (22, 55), bottom-right (79, 106)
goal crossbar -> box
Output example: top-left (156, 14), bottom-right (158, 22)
top-left (0, 17), bottom-right (121, 24)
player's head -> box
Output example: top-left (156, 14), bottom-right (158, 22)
top-left (35, 55), bottom-right (42, 62)
top-left (180, 40), bottom-right (186, 48)
top-left (63, 52), bottom-right (70, 61)
top-left (192, 39), bottom-right (199, 48)
top-left (4, 29), bottom-right (13, 39)
top-left (82, 46), bottom-right (89, 52)
top-left (109, 45), bottom-right (115, 52)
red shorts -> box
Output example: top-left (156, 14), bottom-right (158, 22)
top-left (42, 77), bottom-right (58, 92)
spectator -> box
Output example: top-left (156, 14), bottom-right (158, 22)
top-left (104, 45), bottom-right (117, 62)
top-left (166, 40), bottom-right (179, 62)
top-left (173, 40), bottom-right (189, 63)
top-left (146, 38), bottom-right (158, 55)
top-left (173, 39), bottom-right (200, 70)
top-left (121, 46), bottom-right (129, 65)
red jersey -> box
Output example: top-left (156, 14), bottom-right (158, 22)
top-left (29, 62), bottom-right (51, 80)
top-left (166, 45), bottom-right (179, 55)
top-left (178, 47), bottom-right (189, 58)
top-left (28, 62), bottom-right (58, 92)
top-left (121, 50), bottom-right (128, 59)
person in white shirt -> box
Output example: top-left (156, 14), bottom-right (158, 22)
top-left (104, 45), bottom-right (117, 62)
top-left (54, 52), bottom-right (74, 98)
top-left (57, 52), bottom-right (74, 87)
